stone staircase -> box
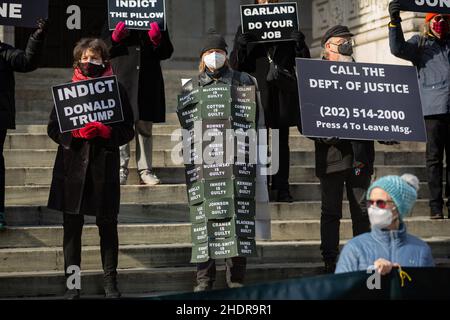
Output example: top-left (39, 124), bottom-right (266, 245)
top-left (0, 69), bottom-right (449, 299)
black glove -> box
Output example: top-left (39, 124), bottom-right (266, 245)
top-left (378, 140), bottom-right (400, 145)
top-left (237, 32), bottom-right (258, 48)
top-left (32, 18), bottom-right (48, 41)
top-left (389, 0), bottom-right (402, 23)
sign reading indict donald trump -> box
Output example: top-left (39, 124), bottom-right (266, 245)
top-left (0, 0), bottom-right (48, 28)
top-left (108, 0), bottom-right (166, 30)
top-left (296, 59), bottom-right (427, 142)
top-left (398, 0), bottom-right (450, 14)
top-left (52, 76), bottom-right (124, 133)
top-left (240, 2), bottom-right (298, 43)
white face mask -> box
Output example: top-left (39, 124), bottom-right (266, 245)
top-left (368, 207), bottom-right (393, 229)
top-left (203, 52), bottom-right (226, 71)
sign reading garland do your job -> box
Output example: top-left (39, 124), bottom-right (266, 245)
top-left (52, 76), bottom-right (124, 133)
top-left (398, 0), bottom-right (450, 14)
top-left (108, 0), bottom-right (166, 30)
top-left (296, 59), bottom-right (427, 142)
top-left (241, 2), bottom-right (298, 43)
top-left (0, 0), bottom-right (48, 28)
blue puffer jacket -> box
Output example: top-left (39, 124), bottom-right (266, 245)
top-left (335, 223), bottom-right (435, 274)
top-left (389, 23), bottom-right (450, 116)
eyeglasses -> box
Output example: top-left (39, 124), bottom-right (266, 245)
top-left (330, 39), bottom-right (355, 47)
top-left (366, 200), bottom-right (394, 209)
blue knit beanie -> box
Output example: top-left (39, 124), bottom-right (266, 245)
top-left (367, 174), bottom-right (419, 218)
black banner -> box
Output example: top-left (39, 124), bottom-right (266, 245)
top-left (52, 76), bottom-right (124, 133)
top-left (296, 59), bottom-right (427, 142)
top-left (399, 0), bottom-right (450, 14)
top-left (240, 2), bottom-right (298, 43)
top-left (0, 0), bottom-right (48, 28)
top-left (108, 0), bottom-right (166, 30)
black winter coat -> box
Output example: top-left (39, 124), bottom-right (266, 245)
top-left (0, 35), bottom-right (44, 129)
top-left (230, 26), bottom-right (310, 128)
top-left (47, 83), bottom-right (135, 217)
top-left (104, 29), bottom-right (174, 123)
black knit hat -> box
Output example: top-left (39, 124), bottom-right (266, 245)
top-left (200, 29), bottom-right (228, 57)
top-left (321, 25), bottom-right (354, 47)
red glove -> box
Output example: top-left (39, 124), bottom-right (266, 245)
top-left (148, 22), bottom-right (162, 46)
top-left (112, 21), bottom-right (129, 43)
top-left (86, 122), bottom-right (112, 139)
top-left (72, 125), bottom-right (98, 140)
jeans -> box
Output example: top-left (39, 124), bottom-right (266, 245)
top-left (0, 130), bottom-right (6, 213)
top-left (197, 257), bottom-right (247, 288)
top-left (425, 115), bottom-right (450, 214)
top-left (120, 121), bottom-right (153, 173)
top-left (319, 170), bottom-right (371, 262)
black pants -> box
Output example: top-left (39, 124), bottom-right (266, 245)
top-left (197, 257), bottom-right (247, 287)
top-left (0, 130), bottom-right (6, 213)
top-left (271, 126), bottom-right (290, 192)
top-left (319, 170), bottom-right (371, 262)
top-left (63, 213), bottom-right (119, 278)
top-left (425, 115), bottom-right (450, 214)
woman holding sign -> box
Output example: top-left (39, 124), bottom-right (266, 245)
top-left (47, 38), bottom-right (135, 299)
top-left (389, 0), bottom-right (450, 220)
top-left (230, 0), bottom-right (311, 203)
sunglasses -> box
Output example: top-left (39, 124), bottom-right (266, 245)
top-left (366, 200), bottom-right (394, 209)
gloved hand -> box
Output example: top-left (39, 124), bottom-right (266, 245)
top-left (32, 18), bottom-right (48, 41)
top-left (291, 29), bottom-right (306, 43)
top-left (378, 140), bottom-right (400, 145)
top-left (148, 22), bottom-right (162, 47)
top-left (72, 125), bottom-right (98, 140)
top-left (389, 0), bottom-right (402, 23)
top-left (237, 32), bottom-right (258, 48)
top-left (86, 122), bottom-right (112, 139)
top-left (112, 21), bottom-right (129, 43)
top-left (320, 137), bottom-right (340, 145)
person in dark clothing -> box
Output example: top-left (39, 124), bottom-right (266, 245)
top-left (316, 25), bottom-right (375, 273)
top-left (104, 21), bottom-right (174, 186)
top-left (388, 0), bottom-right (450, 220)
top-left (0, 19), bottom-right (47, 230)
top-left (230, 0), bottom-right (311, 202)
top-left (47, 38), bottom-right (135, 299)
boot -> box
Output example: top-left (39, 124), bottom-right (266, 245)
top-left (104, 274), bottom-right (121, 299)
top-left (430, 209), bottom-right (444, 220)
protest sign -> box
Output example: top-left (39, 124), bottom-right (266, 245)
top-left (241, 2), bottom-right (298, 43)
top-left (52, 76), bottom-right (124, 133)
top-left (0, 0), bottom-right (48, 28)
top-left (108, 0), bottom-right (166, 30)
top-left (398, 0), bottom-right (450, 14)
top-left (296, 59), bottom-right (427, 142)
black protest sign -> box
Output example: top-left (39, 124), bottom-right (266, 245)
top-left (52, 76), bottom-right (124, 133)
top-left (108, 0), bottom-right (166, 30)
top-left (398, 0), bottom-right (450, 14)
top-left (296, 59), bottom-right (426, 142)
top-left (0, 0), bottom-right (48, 28)
top-left (241, 2), bottom-right (298, 43)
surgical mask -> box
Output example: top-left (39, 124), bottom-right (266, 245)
top-left (432, 19), bottom-right (449, 38)
top-left (78, 61), bottom-right (106, 78)
top-left (368, 206), bottom-right (393, 229)
top-left (203, 52), bottom-right (226, 71)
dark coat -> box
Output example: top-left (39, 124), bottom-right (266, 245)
top-left (230, 26), bottom-right (310, 128)
top-left (104, 29), bottom-right (174, 123)
top-left (47, 83), bottom-right (135, 217)
top-left (0, 35), bottom-right (44, 130)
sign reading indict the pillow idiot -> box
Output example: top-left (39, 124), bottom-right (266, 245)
top-left (296, 59), bottom-right (427, 142)
top-left (0, 0), bottom-right (48, 28)
top-left (52, 76), bottom-right (124, 133)
top-left (240, 2), bottom-right (298, 43)
top-left (108, 0), bottom-right (166, 30)
top-left (398, 0), bottom-right (450, 14)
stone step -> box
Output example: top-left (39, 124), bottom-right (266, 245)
top-left (1, 218), bottom-right (449, 250)
top-left (0, 237), bottom-right (449, 274)
top-left (4, 165), bottom-right (431, 187)
top-left (0, 262), bottom-right (323, 299)
top-left (13, 124), bottom-right (181, 135)
top-left (3, 182), bottom-right (442, 206)
top-left (3, 200), bottom-right (436, 226)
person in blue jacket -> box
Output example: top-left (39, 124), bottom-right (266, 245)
top-left (335, 174), bottom-right (435, 275)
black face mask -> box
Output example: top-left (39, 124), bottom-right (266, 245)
top-left (337, 41), bottom-right (353, 56)
top-left (79, 62), bottom-right (106, 78)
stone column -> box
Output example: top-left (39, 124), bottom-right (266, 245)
top-left (311, 0), bottom-right (423, 65)
top-left (0, 26), bottom-right (15, 44)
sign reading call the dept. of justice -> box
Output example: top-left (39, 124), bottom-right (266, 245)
top-left (296, 59), bottom-right (427, 142)
top-left (398, 0), bottom-right (450, 14)
top-left (108, 0), bottom-right (166, 30)
top-left (0, 0), bottom-right (48, 28)
top-left (240, 2), bottom-right (298, 43)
